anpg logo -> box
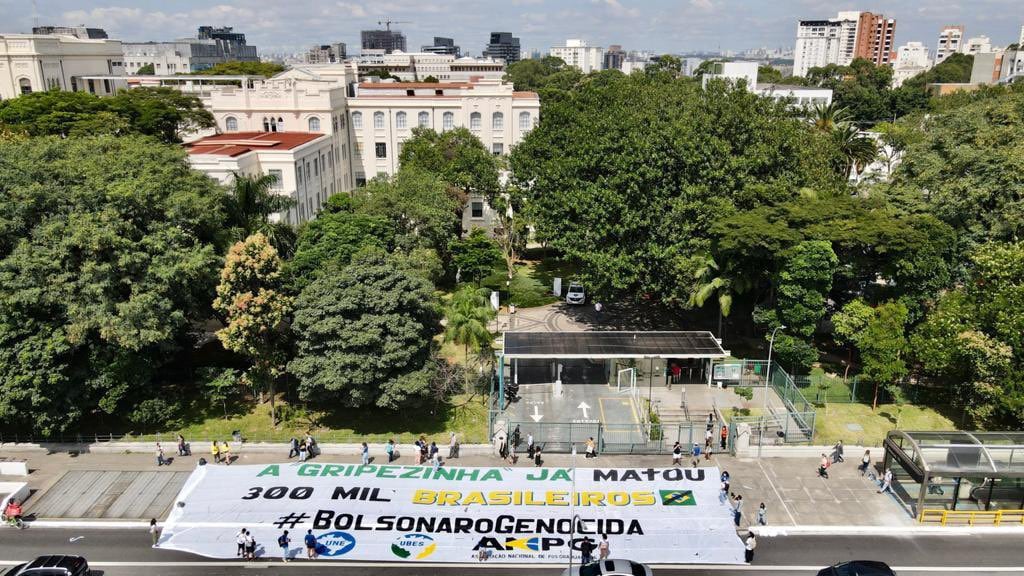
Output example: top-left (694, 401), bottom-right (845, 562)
top-left (473, 536), bottom-right (564, 551)
top-left (391, 533), bottom-right (437, 560)
top-left (316, 531), bottom-right (356, 556)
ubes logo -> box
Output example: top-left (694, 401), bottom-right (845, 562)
top-left (391, 533), bottom-right (437, 560)
top-left (316, 531), bottom-right (356, 557)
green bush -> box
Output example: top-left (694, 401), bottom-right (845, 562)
top-left (734, 386), bottom-right (754, 401)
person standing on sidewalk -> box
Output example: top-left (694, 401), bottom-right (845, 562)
top-left (156, 443), bottom-right (169, 466)
top-left (879, 468), bottom-right (894, 494)
top-left (177, 434), bottom-right (188, 457)
top-left (244, 530), bottom-right (255, 560)
top-left (859, 450), bottom-right (872, 476)
top-left (304, 529), bottom-right (318, 559)
top-left (220, 440), bottom-right (231, 465)
top-left (672, 441), bottom-right (682, 466)
top-left (288, 437), bottom-right (300, 459)
top-left (833, 440), bottom-right (845, 463)
top-left (579, 537), bottom-right (596, 565)
top-left (278, 530), bottom-right (291, 562)
top-left (449, 432), bottom-right (458, 459)
top-left (361, 442), bottom-right (369, 465)
top-left (386, 438), bottom-right (396, 463)
top-left (744, 533), bottom-right (756, 563)
top-left (598, 535), bottom-right (610, 560)
top-left (757, 502), bottom-right (767, 526)
top-left (211, 441), bottom-right (220, 464)
top-left (720, 425), bottom-right (728, 450)
top-left (149, 519), bottom-right (159, 547)
top-left (533, 445), bottom-right (543, 467)
top-left (236, 528), bottom-right (247, 557)
top-left (704, 428), bottom-right (713, 450)
top-left (732, 494), bottom-right (744, 526)
top-left (818, 453), bottom-right (830, 479)
top-left (527, 433), bottom-right (535, 458)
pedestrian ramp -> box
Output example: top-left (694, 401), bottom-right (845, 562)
top-left (27, 470), bottom-right (190, 519)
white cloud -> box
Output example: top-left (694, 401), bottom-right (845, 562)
top-left (690, 0), bottom-right (713, 11)
top-left (592, 0), bottom-right (640, 18)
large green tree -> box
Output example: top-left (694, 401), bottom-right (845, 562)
top-left (504, 56), bottom-right (583, 94)
top-left (195, 61), bottom-right (286, 77)
top-left (287, 202), bottom-right (394, 291)
top-left (224, 172), bottom-right (297, 257)
top-left (452, 228), bottom-right (503, 285)
top-left (0, 136), bottom-right (227, 433)
top-left (397, 128), bottom-right (501, 199)
top-left (289, 252), bottom-right (439, 409)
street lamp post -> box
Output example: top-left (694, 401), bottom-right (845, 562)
top-left (567, 445), bottom-right (577, 574)
top-left (760, 325), bottom-right (785, 458)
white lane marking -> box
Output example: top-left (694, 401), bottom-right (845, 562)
top-left (757, 458), bottom-right (797, 526)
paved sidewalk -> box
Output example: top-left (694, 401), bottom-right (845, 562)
top-left (0, 445), bottom-right (912, 528)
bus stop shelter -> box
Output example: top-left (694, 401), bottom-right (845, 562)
top-left (883, 430), bottom-right (1024, 519)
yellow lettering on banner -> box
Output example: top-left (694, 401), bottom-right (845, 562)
top-left (581, 492), bottom-right (606, 506)
top-left (524, 491), bottom-right (545, 505)
top-left (513, 491), bottom-right (522, 505)
top-left (440, 491), bottom-right (461, 506)
top-left (298, 464), bottom-right (320, 477)
top-left (462, 491), bottom-right (486, 505)
top-left (632, 492), bottom-right (656, 506)
top-left (546, 491), bottom-right (569, 506)
top-left (412, 490), bottom-right (436, 504)
top-left (488, 491), bottom-right (512, 505)
top-left (609, 492), bottom-right (630, 506)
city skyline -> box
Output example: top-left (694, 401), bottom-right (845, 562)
top-left (3, 0), bottom-right (1022, 56)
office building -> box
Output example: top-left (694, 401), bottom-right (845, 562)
top-left (421, 37), bottom-right (460, 57)
top-left (961, 36), bottom-right (992, 55)
top-left (604, 45), bottom-right (625, 70)
top-left (483, 32), bottom-right (521, 64)
top-left (892, 42), bottom-right (932, 87)
top-left (550, 39), bottom-right (604, 73)
top-left (122, 26), bottom-right (258, 74)
top-left (793, 11), bottom-right (895, 77)
top-left (352, 51), bottom-right (505, 82)
top-left (31, 25), bottom-right (108, 39)
top-left (936, 25), bottom-right (964, 62)
top-left (361, 29), bottom-right (406, 54)
top-left (0, 33), bottom-right (124, 99)
top-left (305, 43), bottom-right (346, 64)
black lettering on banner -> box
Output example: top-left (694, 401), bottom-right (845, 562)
top-left (454, 517), bottom-right (472, 533)
top-left (264, 486), bottom-right (287, 499)
top-left (495, 515), bottom-right (514, 534)
top-left (685, 468), bottom-right (706, 481)
top-left (241, 486), bottom-right (314, 500)
top-left (593, 469), bottom-right (616, 482)
top-left (291, 486), bottom-right (313, 500)
top-left (313, 510), bottom-right (333, 529)
top-left (242, 487), bottom-right (261, 500)
top-left (664, 468), bottom-right (683, 481)
top-left (332, 486), bottom-right (359, 500)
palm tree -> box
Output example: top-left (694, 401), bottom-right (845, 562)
top-left (808, 101), bottom-right (850, 133)
top-left (224, 172), bottom-right (298, 257)
top-left (688, 255), bottom-right (749, 338)
top-left (833, 123), bottom-right (878, 182)
top-left (444, 287), bottom-right (496, 359)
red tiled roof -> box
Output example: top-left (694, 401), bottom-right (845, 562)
top-left (186, 132), bottom-right (324, 157)
top-left (513, 91), bottom-right (539, 99)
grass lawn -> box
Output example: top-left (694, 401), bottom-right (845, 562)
top-left (128, 393), bottom-right (491, 445)
top-left (813, 402), bottom-right (954, 447)
top-left (477, 257), bottom-right (577, 309)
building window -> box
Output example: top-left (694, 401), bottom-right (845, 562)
top-left (339, 115), bottom-right (346, 129)
top-left (418, 111), bottom-right (429, 127)
top-left (332, 116), bottom-right (338, 132)
top-left (396, 111), bottom-right (407, 129)
top-left (277, 117), bottom-right (284, 131)
top-left (308, 117), bottom-right (321, 132)
top-left (225, 117), bottom-right (238, 132)
top-left (470, 112), bottom-right (482, 130)
top-left (443, 112), bottom-right (454, 131)
top-left (268, 169), bottom-right (283, 189)
top-left (352, 111), bottom-right (362, 128)
top-left (492, 112), bottom-right (504, 130)
top-left (374, 112), bottom-right (385, 129)
top-left (356, 177), bottom-right (367, 187)
top-left (296, 165), bottom-right (303, 185)
top-left (519, 111), bottom-right (530, 130)
top-left (314, 158), bottom-right (318, 176)
top-left (492, 143), bottom-right (503, 155)
top-left (375, 143), bottom-right (387, 159)
top-left (471, 201), bottom-right (484, 219)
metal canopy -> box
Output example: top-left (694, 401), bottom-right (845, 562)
top-left (501, 331), bottom-right (728, 360)
top-left (886, 430), bottom-right (1024, 478)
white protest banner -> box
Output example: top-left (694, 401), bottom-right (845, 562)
top-left (159, 463), bottom-right (744, 564)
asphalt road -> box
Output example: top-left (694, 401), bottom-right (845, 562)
top-left (1, 529), bottom-right (1023, 576)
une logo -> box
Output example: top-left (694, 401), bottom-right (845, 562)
top-left (316, 531), bottom-right (356, 557)
top-left (391, 533), bottom-right (437, 560)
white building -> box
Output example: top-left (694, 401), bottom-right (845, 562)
top-left (793, 14), bottom-right (860, 77)
top-left (936, 26), bottom-right (964, 63)
top-left (961, 36), bottom-right (993, 55)
top-left (702, 60), bottom-right (833, 107)
top-left (186, 132), bottom-right (336, 225)
top-left (892, 42), bottom-right (932, 87)
top-left (352, 51), bottom-right (505, 82)
top-left (550, 39), bottom-right (604, 73)
top-left (0, 33), bottom-right (123, 99)
top-left (702, 61), bottom-right (758, 88)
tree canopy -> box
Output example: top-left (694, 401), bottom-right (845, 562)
top-left (194, 61), bottom-right (286, 77)
top-left (397, 128), bottom-right (501, 198)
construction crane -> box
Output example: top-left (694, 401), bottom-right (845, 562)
top-left (377, 20), bottom-right (410, 32)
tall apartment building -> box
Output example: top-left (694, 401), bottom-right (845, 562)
top-left (361, 29), bottom-right (406, 54)
top-left (421, 37), bottom-right (460, 57)
top-left (0, 33), bottom-right (124, 99)
top-left (892, 42), bottom-right (932, 87)
top-left (1019, 25), bottom-right (1024, 47)
top-left (483, 32), bottom-right (521, 64)
top-left (793, 11), bottom-right (895, 76)
top-left (603, 45), bottom-right (625, 71)
top-left (305, 43), bottom-right (346, 64)
top-left (550, 39), bottom-right (604, 73)
top-left (122, 26), bottom-right (258, 74)
top-left (936, 25), bottom-right (964, 62)
top-left (31, 25), bottom-right (108, 39)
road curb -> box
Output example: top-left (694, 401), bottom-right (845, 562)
top-left (752, 524), bottom-right (1024, 536)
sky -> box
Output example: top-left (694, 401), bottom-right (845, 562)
top-left (2, 0), bottom-right (1022, 55)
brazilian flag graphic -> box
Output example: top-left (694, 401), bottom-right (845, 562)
top-left (659, 489), bottom-right (696, 506)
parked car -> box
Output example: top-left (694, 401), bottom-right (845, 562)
top-left (818, 561), bottom-right (896, 576)
top-left (566, 282), bottom-right (586, 305)
top-left (1, 556), bottom-right (91, 576)
top-left (561, 559), bottom-right (653, 576)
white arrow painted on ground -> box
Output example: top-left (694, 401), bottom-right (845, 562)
top-left (577, 401), bottom-right (591, 419)
top-left (530, 406), bottom-right (544, 422)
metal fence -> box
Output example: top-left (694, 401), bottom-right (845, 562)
top-left (731, 411), bottom-right (817, 447)
top-left (505, 421), bottom-right (708, 455)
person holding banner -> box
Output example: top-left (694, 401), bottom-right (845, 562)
top-left (579, 537), bottom-right (596, 565)
top-left (304, 530), bottom-right (318, 559)
top-left (277, 530), bottom-right (291, 562)
top-left (585, 437), bottom-right (596, 458)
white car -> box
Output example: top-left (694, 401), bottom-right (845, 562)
top-left (566, 282), bottom-right (586, 305)
top-left (561, 559), bottom-right (653, 576)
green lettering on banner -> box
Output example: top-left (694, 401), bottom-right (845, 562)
top-left (321, 464), bottom-right (344, 476)
top-left (377, 466), bottom-right (397, 478)
top-left (298, 464), bottom-right (320, 476)
top-left (480, 469), bottom-right (502, 481)
top-left (256, 465), bottom-right (279, 477)
top-left (433, 467), bottom-right (457, 480)
top-left (456, 468), bottom-right (479, 481)
top-left (356, 465), bottom-right (377, 476)
top-left (550, 469), bottom-right (571, 481)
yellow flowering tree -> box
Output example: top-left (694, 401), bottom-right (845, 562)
top-left (213, 233), bottom-right (292, 425)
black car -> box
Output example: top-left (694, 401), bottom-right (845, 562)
top-left (818, 561), bottom-right (896, 576)
top-left (1, 556), bottom-right (90, 576)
